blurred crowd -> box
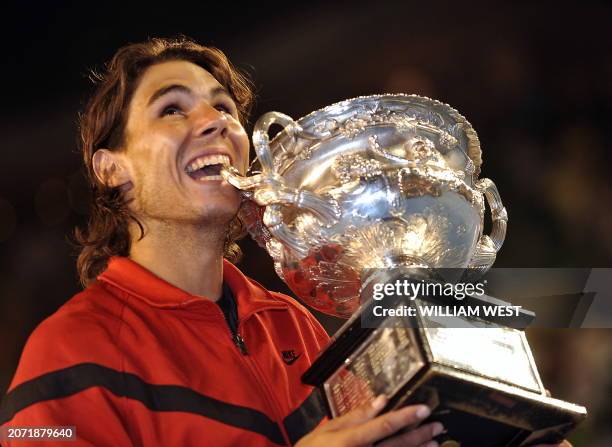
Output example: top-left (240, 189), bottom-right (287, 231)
top-left (0, 1), bottom-right (610, 444)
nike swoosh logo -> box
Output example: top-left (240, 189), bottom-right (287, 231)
top-left (283, 354), bottom-right (301, 365)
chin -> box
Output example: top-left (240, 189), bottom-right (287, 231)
top-left (191, 200), bottom-right (240, 223)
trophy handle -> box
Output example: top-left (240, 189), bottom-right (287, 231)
top-left (469, 178), bottom-right (508, 271)
top-left (222, 112), bottom-right (340, 256)
top-left (252, 112), bottom-right (297, 174)
top-left (263, 204), bottom-right (309, 257)
top-left (252, 111), bottom-right (323, 173)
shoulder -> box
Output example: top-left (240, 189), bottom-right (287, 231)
top-left (8, 281), bottom-right (127, 389)
top-left (34, 281), bottom-right (126, 345)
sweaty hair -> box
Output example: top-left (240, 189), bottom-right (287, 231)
top-left (75, 37), bottom-right (254, 287)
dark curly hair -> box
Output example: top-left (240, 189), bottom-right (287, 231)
top-left (75, 37), bottom-right (254, 287)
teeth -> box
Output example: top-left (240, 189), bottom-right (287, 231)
top-left (185, 154), bottom-right (230, 173)
top-left (194, 175), bottom-right (223, 182)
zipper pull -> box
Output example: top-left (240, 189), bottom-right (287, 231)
top-left (233, 334), bottom-right (249, 355)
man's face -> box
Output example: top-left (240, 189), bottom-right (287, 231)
top-left (119, 60), bottom-right (249, 226)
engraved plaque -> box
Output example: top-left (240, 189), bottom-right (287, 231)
top-left (324, 317), bottom-right (425, 417)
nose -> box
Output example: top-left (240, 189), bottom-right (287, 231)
top-left (194, 105), bottom-right (229, 140)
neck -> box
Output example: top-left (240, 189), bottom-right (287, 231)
top-left (128, 219), bottom-right (227, 301)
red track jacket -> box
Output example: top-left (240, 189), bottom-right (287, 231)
top-left (0, 257), bottom-right (330, 446)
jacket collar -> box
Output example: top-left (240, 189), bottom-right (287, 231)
top-left (97, 256), bottom-right (287, 319)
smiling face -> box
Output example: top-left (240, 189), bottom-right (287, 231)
top-left (115, 60), bottom-right (250, 226)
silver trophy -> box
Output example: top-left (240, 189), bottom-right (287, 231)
top-left (222, 95), bottom-right (586, 446)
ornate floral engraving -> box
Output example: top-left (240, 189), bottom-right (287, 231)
top-left (297, 145), bottom-right (317, 160)
top-left (332, 154), bottom-right (383, 184)
top-left (313, 118), bottom-right (339, 136)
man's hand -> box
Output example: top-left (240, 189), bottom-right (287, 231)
top-left (296, 395), bottom-right (444, 447)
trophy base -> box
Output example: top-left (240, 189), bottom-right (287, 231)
top-left (302, 303), bottom-right (586, 447)
top-left (385, 365), bottom-right (585, 446)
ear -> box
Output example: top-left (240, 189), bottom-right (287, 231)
top-left (92, 149), bottom-right (131, 188)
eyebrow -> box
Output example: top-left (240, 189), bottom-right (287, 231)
top-left (147, 84), bottom-right (231, 106)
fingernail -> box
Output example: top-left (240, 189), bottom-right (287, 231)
top-left (416, 405), bottom-right (431, 419)
top-left (432, 422), bottom-right (444, 436)
top-left (371, 395), bottom-right (387, 411)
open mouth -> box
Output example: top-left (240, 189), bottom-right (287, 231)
top-left (185, 154), bottom-right (231, 181)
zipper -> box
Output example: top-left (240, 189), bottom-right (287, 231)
top-left (216, 304), bottom-right (293, 445)
top-left (232, 333), bottom-right (249, 355)
top-left (216, 288), bottom-right (249, 355)
top-left (217, 306), bottom-right (249, 356)
top-left (235, 310), bottom-right (293, 446)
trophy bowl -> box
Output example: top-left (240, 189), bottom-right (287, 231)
top-left (224, 94), bottom-right (507, 317)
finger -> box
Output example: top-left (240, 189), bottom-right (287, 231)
top-left (418, 442), bottom-right (440, 447)
top-left (338, 404), bottom-right (432, 445)
top-left (322, 395), bottom-right (388, 432)
top-left (532, 441), bottom-right (572, 447)
top-left (377, 421), bottom-right (444, 447)
top-left (544, 388), bottom-right (552, 397)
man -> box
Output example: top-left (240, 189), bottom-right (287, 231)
top-left (0, 38), bottom-right (570, 447)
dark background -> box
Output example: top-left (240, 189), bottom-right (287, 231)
top-left (0, 1), bottom-right (611, 445)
